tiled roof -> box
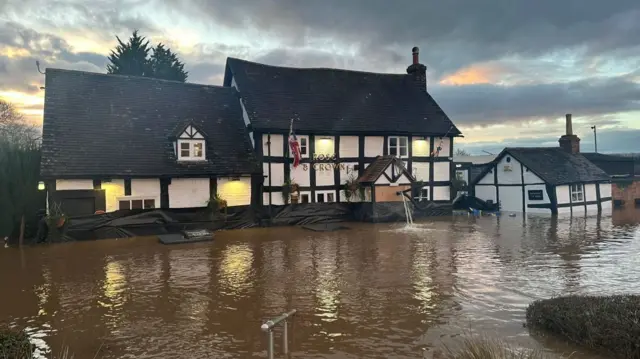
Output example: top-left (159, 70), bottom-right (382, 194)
top-left (223, 58), bottom-right (461, 136)
top-left (469, 163), bottom-right (491, 184)
top-left (476, 147), bottom-right (611, 186)
top-left (41, 69), bottom-right (260, 178)
top-left (358, 155), bottom-right (414, 184)
top-left (582, 153), bottom-right (636, 177)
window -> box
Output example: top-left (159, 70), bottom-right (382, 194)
top-left (118, 198), bottom-right (155, 210)
top-left (315, 191), bottom-right (335, 203)
top-left (388, 136), bottom-right (408, 157)
top-left (415, 187), bottom-right (429, 202)
top-left (301, 194), bottom-right (310, 203)
top-left (177, 140), bottom-right (205, 161)
top-left (570, 184), bottom-right (584, 202)
top-left (528, 190), bottom-right (543, 201)
top-left (300, 137), bottom-right (308, 156)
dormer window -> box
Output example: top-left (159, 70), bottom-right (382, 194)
top-left (175, 123), bottom-right (206, 161)
top-left (178, 140), bottom-right (205, 160)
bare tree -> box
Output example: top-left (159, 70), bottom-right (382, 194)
top-left (455, 148), bottom-right (471, 156)
top-left (0, 100), bottom-right (40, 146)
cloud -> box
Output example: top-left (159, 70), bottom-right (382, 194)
top-left (457, 129), bottom-right (640, 155)
top-left (166, 0), bottom-right (640, 74)
top-left (432, 72), bottom-right (640, 126)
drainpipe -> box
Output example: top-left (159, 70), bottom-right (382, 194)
top-left (267, 133), bottom-right (272, 220)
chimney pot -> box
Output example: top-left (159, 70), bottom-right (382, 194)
top-left (565, 113), bottom-right (573, 135)
top-left (412, 46), bottom-right (419, 64)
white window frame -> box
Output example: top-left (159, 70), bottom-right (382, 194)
top-left (388, 136), bottom-right (408, 158)
top-left (298, 136), bottom-right (309, 158)
top-left (117, 196), bottom-right (156, 210)
top-left (178, 139), bottom-right (206, 161)
top-left (414, 187), bottom-right (429, 202)
top-left (570, 184), bottom-right (584, 202)
top-left (315, 190), bottom-right (336, 203)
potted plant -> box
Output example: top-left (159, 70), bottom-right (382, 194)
top-left (207, 193), bottom-right (228, 219)
top-left (282, 177), bottom-right (300, 204)
top-left (343, 173), bottom-right (364, 202)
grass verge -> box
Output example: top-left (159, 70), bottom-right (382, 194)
top-left (432, 337), bottom-right (554, 359)
top-left (526, 295), bottom-right (640, 358)
top-left (0, 327), bottom-right (33, 359)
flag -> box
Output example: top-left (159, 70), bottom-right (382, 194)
top-left (289, 126), bottom-right (301, 168)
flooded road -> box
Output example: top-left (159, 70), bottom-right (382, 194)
top-left (1, 209), bottom-right (640, 358)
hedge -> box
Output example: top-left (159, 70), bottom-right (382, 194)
top-left (526, 295), bottom-right (640, 358)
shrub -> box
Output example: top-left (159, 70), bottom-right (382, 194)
top-left (526, 295), bottom-right (640, 358)
top-left (0, 327), bottom-right (33, 359)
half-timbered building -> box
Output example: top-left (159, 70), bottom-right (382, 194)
top-left (223, 47), bottom-right (462, 205)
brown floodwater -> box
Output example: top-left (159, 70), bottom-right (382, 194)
top-left (1, 209), bottom-right (640, 359)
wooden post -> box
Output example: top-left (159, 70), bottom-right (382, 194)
top-left (19, 215), bottom-right (25, 246)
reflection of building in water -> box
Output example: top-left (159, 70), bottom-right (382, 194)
top-left (259, 240), bottom-right (288, 311)
top-left (168, 249), bottom-right (212, 331)
top-left (312, 239), bottom-right (340, 323)
top-left (218, 243), bottom-right (254, 296)
top-left (612, 207), bottom-right (640, 226)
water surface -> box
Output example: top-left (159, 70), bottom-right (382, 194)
top-left (1, 208), bottom-right (639, 358)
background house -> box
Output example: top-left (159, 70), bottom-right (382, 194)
top-left (471, 114), bottom-right (611, 214)
top-left (40, 69), bottom-right (260, 216)
top-left (583, 152), bottom-right (640, 208)
top-left (223, 47), bottom-right (461, 205)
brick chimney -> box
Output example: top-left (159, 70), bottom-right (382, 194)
top-left (559, 113), bottom-right (580, 154)
top-left (406, 46), bottom-right (427, 92)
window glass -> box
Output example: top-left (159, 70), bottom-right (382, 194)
top-left (131, 200), bottom-right (143, 209)
top-left (180, 142), bottom-right (190, 158)
top-left (144, 199), bottom-right (155, 209)
top-left (119, 201), bottom-right (130, 210)
top-left (193, 142), bottom-right (203, 157)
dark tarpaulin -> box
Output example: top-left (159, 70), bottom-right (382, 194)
top-left (45, 202), bottom-right (453, 243)
top-left (452, 194), bottom-right (499, 212)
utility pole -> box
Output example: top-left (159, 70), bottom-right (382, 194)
top-left (590, 125), bottom-right (598, 153)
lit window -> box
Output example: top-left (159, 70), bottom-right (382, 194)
top-left (178, 140), bottom-right (206, 161)
top-left (388, 136), bottom-right (408, 157)
top-left (570, 184), bottom-right (584, 202)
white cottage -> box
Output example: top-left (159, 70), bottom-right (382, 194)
top-left (40, 69), bottom-right (261, 216)
top-left (223, 47), bottom-right (462, 205)
top-left (471, 115), bottom-right (612, 214)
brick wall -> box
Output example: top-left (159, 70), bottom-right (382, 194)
top-left (612, 179), bottom-right (640, 206)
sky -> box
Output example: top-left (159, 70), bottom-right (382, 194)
top-left (1, 0), bottom-right (639, 155)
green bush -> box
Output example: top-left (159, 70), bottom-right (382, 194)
top-left (526, 295), bottom-right (640, 358)
top-left (0, 328), bottom-right (33, 359)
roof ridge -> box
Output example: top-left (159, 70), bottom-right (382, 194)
top-left (46, 68), bottom-right (233, 91)
top-left (227, 57), bottom-right (409, 77)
